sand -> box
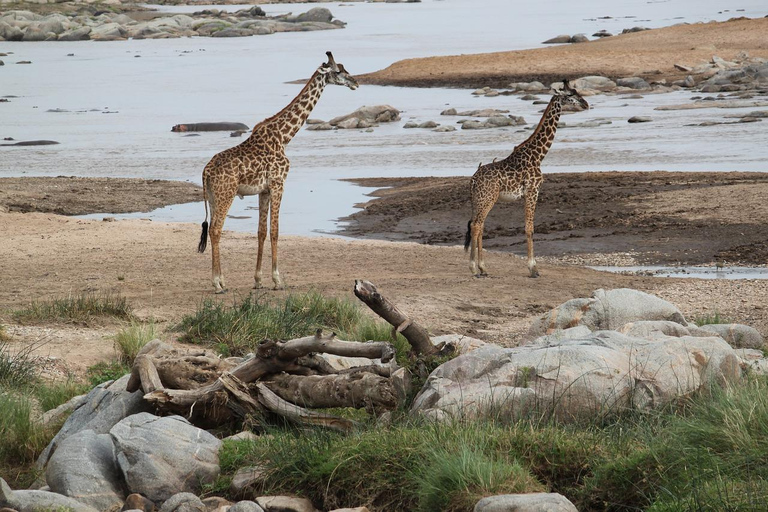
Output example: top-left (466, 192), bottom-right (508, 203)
top-left (358, 17), bottom-right (768, 89)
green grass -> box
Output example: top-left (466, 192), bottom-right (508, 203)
top-left (177, 291), bottom-right (410, 359)
top-left (212, 377), bottom-right (768, 512)
top-left (13, 291), bottom-right (132, 325)
top-left (33, 379), bottom-right (90, 413)
top-left (0, 340), bottom-right (38, 390)
top-left (113, 320), bottom-right (157, 364)
top-left (86, 360), bottom-right (131, 387)
top-left (692, 310), bottom-right (731, 326)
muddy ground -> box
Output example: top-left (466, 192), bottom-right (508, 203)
top-left (341, 171), bottom-right (768, 266)
top-left (0, 177), bottom-right (202, 216)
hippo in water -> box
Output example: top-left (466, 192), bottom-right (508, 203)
top-left (171, 122), bottom-right (249, 132)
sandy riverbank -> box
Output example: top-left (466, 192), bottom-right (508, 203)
top-left (1, 176), bottom-right (767, 376)
top-left (358, 17), bottom-right (768, 89)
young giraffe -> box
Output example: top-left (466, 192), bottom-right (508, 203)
top-left (198, 52), bottom-right (358, 293)
top-left (464, 79), bottom-right (589, 278)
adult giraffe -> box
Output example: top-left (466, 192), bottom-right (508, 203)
top-left (198, 52), bottom-right (358, 292)
top-left (464, 79), bottom-right (589, 278)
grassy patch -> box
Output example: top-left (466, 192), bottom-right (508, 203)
top-left (33, 379), bottom-right (90, 413)
top-left (177, 291), bottom-right (409, 358)
top-left (86, 360), bottom-right (131, 387)
top-left (0, 340), bottom-right (38, 390)
top-left (213, 377), bottom-right (768, 512)
top-left (692, 310), bottom-right (731, 326)
top-left (113, 321), bottom-right (157, 365)
top-left (13, 291), bottom-right (132, 325)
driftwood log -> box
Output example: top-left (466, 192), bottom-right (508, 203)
top-left (127, 281), bottom-right (446, 430)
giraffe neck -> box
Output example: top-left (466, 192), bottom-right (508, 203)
top-left (517, 95), bottom-right (563, 164)
top-left (257, 68), bottom-right (329, 145)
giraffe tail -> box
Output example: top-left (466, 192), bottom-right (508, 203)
top-left (463, 220), bottom-right (472, 252)
top-left (198, 182), bottom-right (209, 253)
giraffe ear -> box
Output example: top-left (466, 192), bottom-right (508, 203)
top-left (562, 79), bottom-right (571, 91)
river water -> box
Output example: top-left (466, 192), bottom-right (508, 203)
top-left (1, 0), bottom-right (767, 235)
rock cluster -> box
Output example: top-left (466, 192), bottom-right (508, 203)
top-left (306, 105), bottom-right (400, 131)
top-left (412, 288), bottom-right (766, 422)
top-left (0, 7), bottom-right (343, 41)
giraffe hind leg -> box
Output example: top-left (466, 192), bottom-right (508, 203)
top-left (254, 192), bottom-right (270, 289)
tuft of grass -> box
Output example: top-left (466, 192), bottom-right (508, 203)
top-left (0, 340), bottom-right (39, 390)
top-left (13, 291), bottom-right (133, 325)
top-left (113, 321), bottom-right (157, 365)
top-left (177, 291), bottom-right (410, 358)
top-left (0, 393), bottom-right (55, 487)
top-left (86, 360), bottom-right (131, 387)
top-left (0, 323), bottom-right (9, 342)
top-left (692, 310), bottom-right (731, 326)
top-left (33, 378), bottom-right (90, 412)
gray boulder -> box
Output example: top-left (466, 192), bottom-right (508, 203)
top-left (1, 477), bottom-right (98, 512)
top-left (58, 26), bottom-right (91, 41)
top-left (617, 77), bottom-right (650, 89)
top-left (528, 288), bottom-right (686, 338)
top-left (230, 501), bottom-right (265, 512)
top-left (699, 324), bottom-right (764, 349)
top-left (628, 116), bottom-right (653, 123)
top-left (295, 7), bottom-right (333, 23)
top-left (329, 105), bottom-right (400, 127)
top-left (46, 430), bottom-right (125, 511)
top-left (110, 413), bottom-right (221, 503)
top-left (412, 330), bottom-right (740, 422)
top-left (90, 22), bottom-right (125, 40)
top-left (542, 34), bottom-right (571, 44)
top-left (0, 21), bottom-right (24, 41)
top-left (475, 492), bottom-right (578, 511)
top-left (569, 33), bottom-right (589, 43)
top-left (37, 374), bottom-right (151, 469)
top-left (158, 493), bottom-right (205, 512)
top-left (570, 76), bottom-right (616, 91)
top-left (618, 320), bottom-right (691, 339)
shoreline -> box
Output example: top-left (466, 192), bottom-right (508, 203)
top-left (358, 17), bottom-right (768, 89)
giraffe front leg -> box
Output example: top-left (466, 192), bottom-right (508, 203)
top-left (525, 189), bottom-right (540, 278)
top-left (209, 193), bottom-right (234, 293)
top-left (254, 192), bottom-right (270, 289)
top-left (269, 188), bottom-right (284, 290)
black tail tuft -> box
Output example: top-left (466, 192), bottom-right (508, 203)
top-left (464, 220), bottom-right (472, 252)
top-left (198, 221), bottom-right (209, 253)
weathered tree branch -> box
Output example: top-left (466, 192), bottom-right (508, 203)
top-left (353, 280), bottom-right (439, 356)
top-left (263, 372), bottom-right (398, 412)
top-left (254, 383), bottom-right (354, 433)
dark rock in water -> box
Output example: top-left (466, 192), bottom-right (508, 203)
top-left (542, 34), bottom-right (571, 44)
top-left (230, 130), bottom-right (247, 137)
top-left (628, 116), bottom-right (652, 123)
top-left (183, 134), bottom-right (201, 137)
top-left (172, 122), bottom-right (249, 132)
top-left (1, 140), bottom-right (60, 146)
top-left (16, 60), bottom-right (32, 64)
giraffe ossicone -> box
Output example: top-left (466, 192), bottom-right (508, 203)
top-left (464, 79), bottom-right (589, 278)
top-left (197, 51), bottom-right (358, 293)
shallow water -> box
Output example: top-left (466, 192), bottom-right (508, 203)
top-left (591, 265), bottom-right (768, 280)
top-left (2, 0), bottom-right (767, 236)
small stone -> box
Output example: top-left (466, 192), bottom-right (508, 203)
top-left (433, 125), bottom-right (456, 132)
top-left (628, 116), bottom-right (652, 123)
top-left (403, 121), bottom-right (418, 128)
top-left (520, 94), bottom-right (539, 100)
top-left (440, 108), bottom-right (457, 115)
top-left (122, 494), bottom-right (156, 512)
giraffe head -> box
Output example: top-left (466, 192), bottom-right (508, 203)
top-left (555, 79), bottom-right (589, 110)
top-left (321, 51), bottom-right (359, 90)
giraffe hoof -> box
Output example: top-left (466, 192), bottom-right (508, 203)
top-left (474, 272), bottom-right (489, 279)
top-left (215, 288), bottom-right (229, 294)
top-left (529, 270), bottom-right (540, 279)
top-left (253, 282), bottom-right (263, 290)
